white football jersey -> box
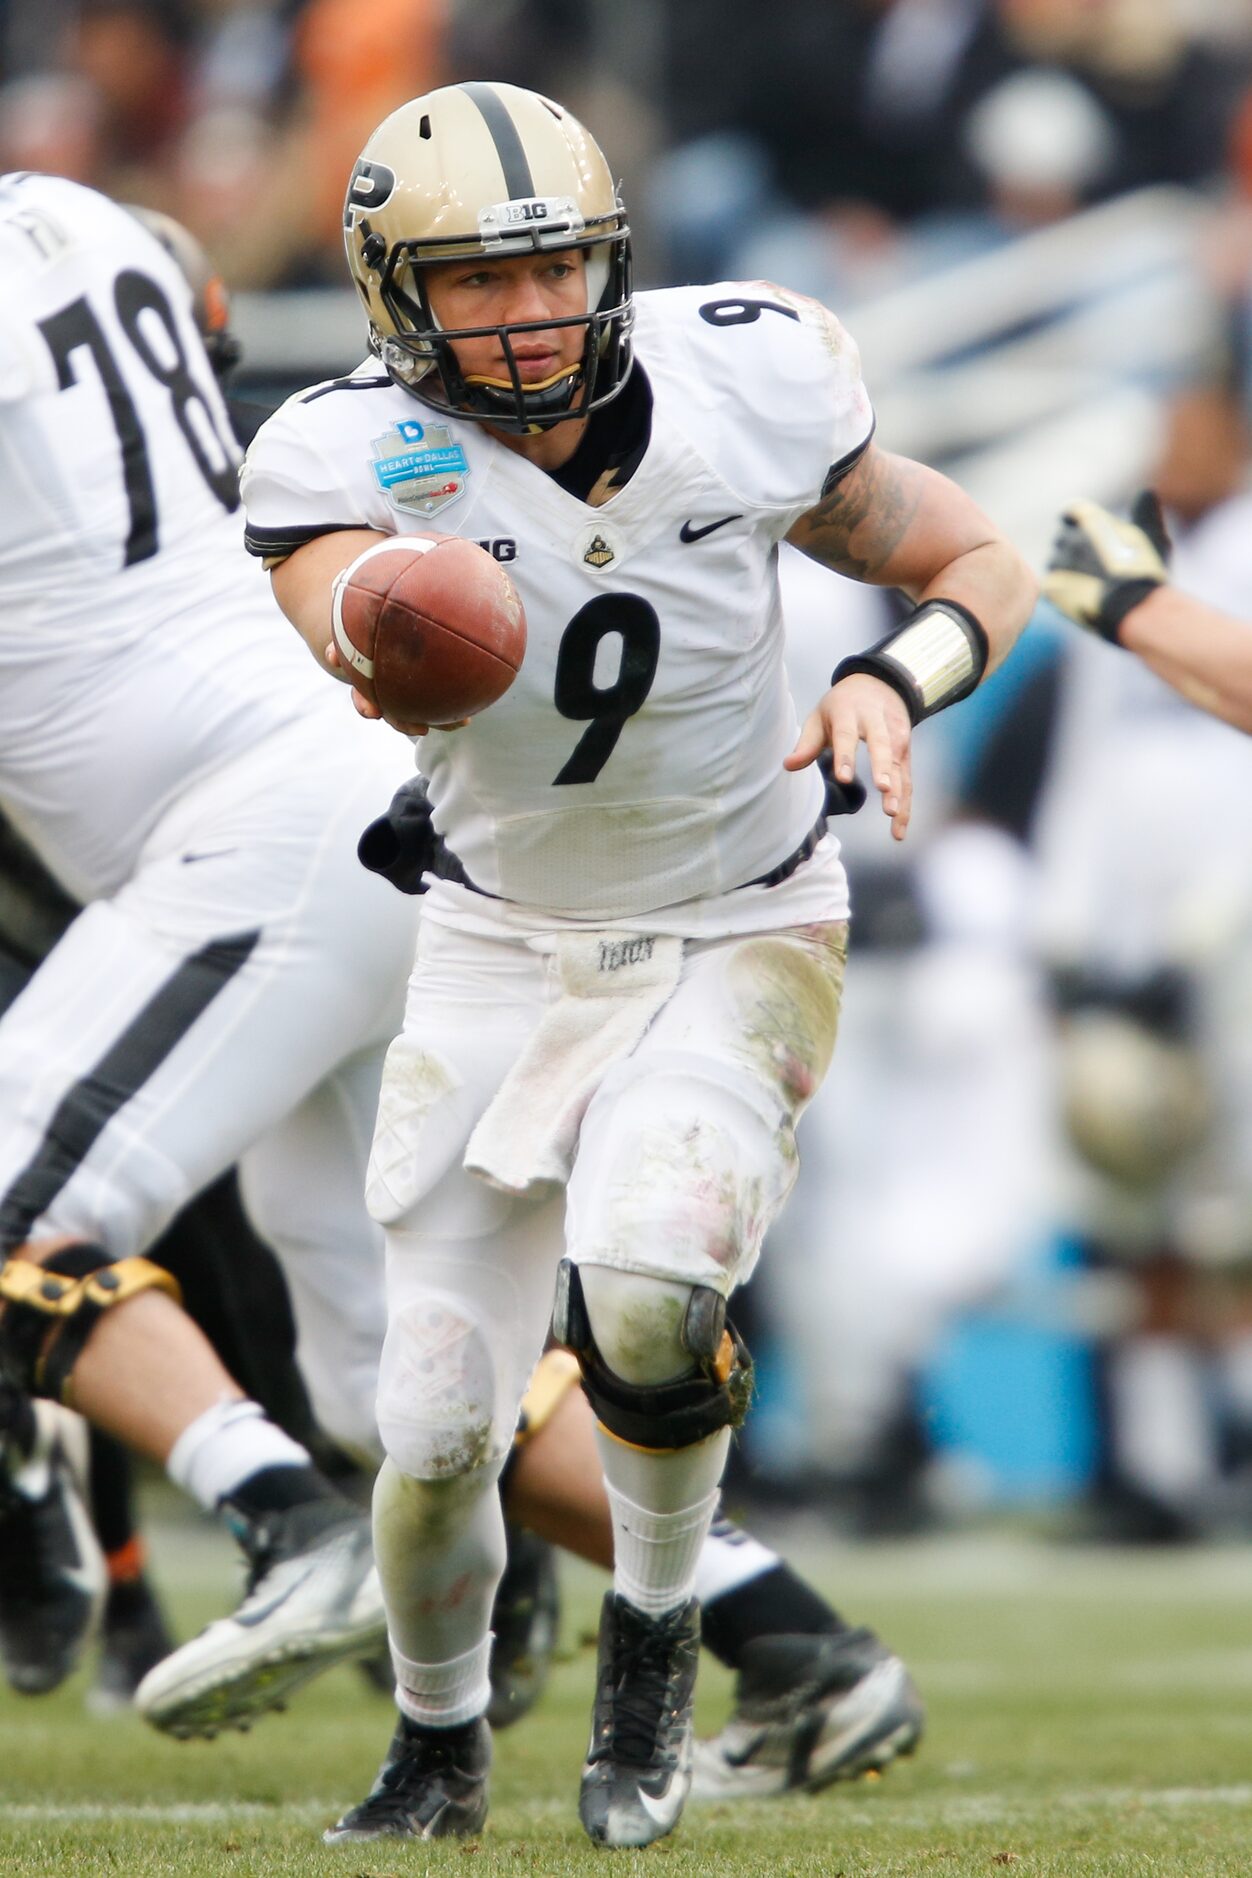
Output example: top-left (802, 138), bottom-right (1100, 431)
top-left (243, 282), bottom-right (875, 922)
top-left (0, 173), bottom-right (331, 900)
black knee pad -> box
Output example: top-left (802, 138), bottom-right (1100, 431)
top-left (0, 1243), bottom-right (181, 1403)
top-left (550, 1260), bottom-right (753, 1450)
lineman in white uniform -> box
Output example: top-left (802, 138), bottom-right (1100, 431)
top-left (246, 82), bottom-right (1036, 1848)
top-left (0, 170), bottom-right (420, 1728)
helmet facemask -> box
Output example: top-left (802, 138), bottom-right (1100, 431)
top-left (369, 212), bottom-right (633, 434)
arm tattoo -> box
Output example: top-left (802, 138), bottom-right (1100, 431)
top-left (793, 451), bottom-right (922, 582)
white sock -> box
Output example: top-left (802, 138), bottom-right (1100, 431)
top-left (393, 1638), bottom-right (493, 1728)
top-left (605, 1482), bottom-right (722, 1616)
top-left (166, 1399), bottom-right (310, 1511)
top-left (694, 1511), bottom-right (780, 1607)
top-left (373, 1455), bottom-right (505, 1686)
top-left (595, 1424), bottom-right (729, 1616)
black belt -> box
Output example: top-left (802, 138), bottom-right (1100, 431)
top-left (456, 813), bottom-right (829, 902)
top-left (737, 815), bottom-right (827, 891)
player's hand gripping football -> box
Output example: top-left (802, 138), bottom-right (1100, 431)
top-left (785, 673), bottom-right (913, 842)
top-left (1043, 490), bottom-right (1172, 643)
top-left (324, 641), bottom-right (470, 736)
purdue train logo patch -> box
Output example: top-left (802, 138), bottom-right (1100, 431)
top-left (370, 420), bottom-right (469, 518)
top-left (583, 532), bottom-right (615, 569)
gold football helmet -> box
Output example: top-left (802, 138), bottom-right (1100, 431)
top-left (343, 82), bottom-right (632, 432)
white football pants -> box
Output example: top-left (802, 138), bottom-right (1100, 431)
top-left (0, 713), bottom-right (418, 1460)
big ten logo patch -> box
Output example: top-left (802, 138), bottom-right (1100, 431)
top-left (474, 538), bottom-right (517, 564)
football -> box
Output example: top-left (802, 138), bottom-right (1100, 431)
top-left (331, 534), bottom-right (526, 729)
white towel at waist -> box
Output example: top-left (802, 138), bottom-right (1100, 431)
top-left (464, 931), bottom-right (683, 1199)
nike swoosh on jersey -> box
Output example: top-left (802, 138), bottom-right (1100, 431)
top-left (234, 1566), bottom-right (314, 1628)
top-left (679, 514), bottom-right (743, 543)
top-left (180, 849), bottom-right (237, 865)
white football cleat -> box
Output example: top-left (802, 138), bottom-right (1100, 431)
top-left (690, 1627), bottom-right (924, 1799)
top-left (136, 1500), bottom-right (384, 1738)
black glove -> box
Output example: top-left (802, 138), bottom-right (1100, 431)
top-left (1043, 489), bottom-right (1171, 644)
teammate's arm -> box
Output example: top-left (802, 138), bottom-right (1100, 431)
top-left (1117, 589), bottom-right (1252, 734)
top-left (784, 445), bottom-right (1037, 840)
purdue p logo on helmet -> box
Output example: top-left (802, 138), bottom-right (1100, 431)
top-left (343, 82), bottom-right (633, 433)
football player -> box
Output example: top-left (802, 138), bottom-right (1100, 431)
top-left (244, 83), bottom-right (1036, 1847)
top-left (0, 174), bottom-right (924, 1798)
top-left (0, 167), bottom-right (422, 1729)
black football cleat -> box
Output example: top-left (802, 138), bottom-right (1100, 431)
top-left (0, 1404), bottom-right (105, 1695)
top-left (691, 1626), bottom-right (924, 1798)
top-left (487, 1526), bottom-right (559, 1729)
top-left (324, 1713), bottom-right (491, 1841)
top-left (579, 1592), bottom-right (700, 1849)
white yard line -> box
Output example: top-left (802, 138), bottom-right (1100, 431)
top-left (0, 1801), bottom-right (336, 1824)
top-left (6, 1786), bottom-right (1252, 1830)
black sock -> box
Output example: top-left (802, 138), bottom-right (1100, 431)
top-left (89, 1429), bottom-right (137, 1556)
top-left (398, 1710), bottom-right (482, 1740)
top-left (220, 1462), bottom-right (340, 1520)
top-left (701, 1563), bottom-right (843, 1670)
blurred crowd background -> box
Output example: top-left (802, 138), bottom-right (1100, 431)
top-left (6, 0), bottom-right (1252, 1550)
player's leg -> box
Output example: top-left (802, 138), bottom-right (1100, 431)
top-left (128, 1054), bottom-right (395, 1729)
top-left (236, 1048), bottom-right (391, 1468)
top-left (561, 919), bottom-right (849, 1847)
top-left (0, 1190), bottom-right (379, 1739)
top-left (500, 1352), bottom-right (922, 1788)
top-left (0, 1228), bottom-right (383, 1731)
top-left (325, 918), bottom-right (559, 1843)
top-left (325, 1182), bottom-right (563, 1843)
top-left (0, 822), bottom-right (115, 1699)
top-left (0, 750), bottom-right (417, 1731)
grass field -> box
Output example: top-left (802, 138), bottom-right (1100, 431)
top-left (2, 1511), bottom-right (1252, 1876)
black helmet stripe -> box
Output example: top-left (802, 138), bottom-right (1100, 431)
top-left (460, 82), bottom-right (536, 199)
